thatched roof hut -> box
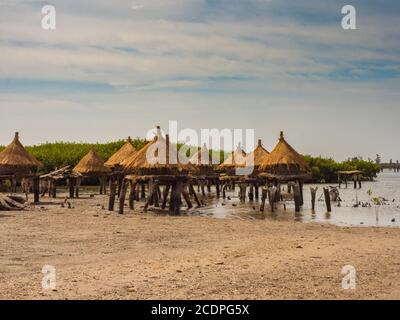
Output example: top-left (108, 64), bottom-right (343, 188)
top-left (105, 137), bottom-right (137, 169)
top-left (73, 149), bottom-right (111, 175)
top-left (218, 143), bottom-right (247, 171)
top-left (123, 126), bottom-right (198, 175)
top-left (259, 131), bottom-right (309, 175)
top-left (189, 144), bottom-right (212, 166)
top-left (246, 139), bottom-right (270, 168)
top-left (0, 132), bottom-right (41, 175)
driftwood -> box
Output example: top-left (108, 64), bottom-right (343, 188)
top-left (0, 194), bottom-right (27, 211)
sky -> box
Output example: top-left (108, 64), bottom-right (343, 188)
top-left (0, 0), bottom-right (399, 161)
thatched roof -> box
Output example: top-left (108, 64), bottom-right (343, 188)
top-left (123, 126), bottom-right (198, 175)
top-left (105, 137), bottom-right (137, 168)
top-left (259, 132), bottom-right (309, 174)
top-left (218, 144), bottom-right (247, 169)
top-left (245, 139), bottom-right (270, 167)
top-left (0, 132), bottom-right (41, 174)
top-left (73, 149), bottom-right (111, 175)
top-left (189, 144), bottom-right (212, 166)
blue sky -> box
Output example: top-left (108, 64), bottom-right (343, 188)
top-left (0, 0), bottom-right (399, 161)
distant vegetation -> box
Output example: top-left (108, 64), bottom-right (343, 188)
top-left (0, 139), bottom-right (147, 173)
top-left (0, 140), bottom-right (380, 182)
top-left (304, 155), bottom-right (381, 183)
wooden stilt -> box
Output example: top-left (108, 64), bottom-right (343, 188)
top-left (118, 180), bottom-right (128, 214)
top-left (189, 184), bottom-right (201, 207)
top-left (182, 184), bottom-right (193, 209)
top-left (33, 177), bottom-right (40, 204)
top-left (310, 187), bottom-right (318, 211)
top-left (161, 185), bottom-right (171, 209)
top-left (69, 178), bottom-right (75, 199)
top-left (260, 188), bottom-right (267, 212)
top-left (323, 187), bottom-right (331, 212)
top-left (129, 181), bottom-right (136, 210)
top-left (108, 179), bottom-right (117, 211)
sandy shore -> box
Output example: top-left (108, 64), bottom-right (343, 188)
top-left (1, 192), bottom-right (400, 300)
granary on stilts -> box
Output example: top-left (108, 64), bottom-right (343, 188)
top-left (73, 149), bottom-right (111, 197)
top-left (114, 126), bottom-right (202, 215)
top-left (105, 137), bottom-right (137, 170)
top-left (258, 131), bottom-right (311, 213)
top-left (0, 132), bottom-right (42, 207)
top-left (188, 143), bottom-right (220, 197)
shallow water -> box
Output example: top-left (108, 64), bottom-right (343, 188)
top-left (197, 172), bottom-right (400, 228)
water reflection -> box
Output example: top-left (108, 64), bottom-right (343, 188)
top-left (198, 172), bottom-right (400, 228)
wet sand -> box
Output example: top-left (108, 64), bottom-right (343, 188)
top-left (1, 191), bottom-right (400, 300)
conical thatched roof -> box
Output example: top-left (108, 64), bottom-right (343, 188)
top-left (123, 126), bottom-right (198, 175)
top-left (259, 132), bottom-right (309, 174)
top-left (246, 139), bottom-right (270, 167)
top-left (105, 137), bottom-right (137, 168)
top-left (218, 143), bottom-right (247, 169)
top-left (189, 144), bottom-right (212, 166)
top-left (73, 149), bottom-right (111, 175)
top-left (0, 132), bottom-right (41, 174)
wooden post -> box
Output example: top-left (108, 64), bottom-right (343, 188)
top-left (248, 185), bottom-right (254, 201)
top-left (268, 187), bottom-right (276, 212)
top-left (33, 176), bottom-right (40, 204)
top-left (293, 183), bottom-right (301, 213)
top-left (161, 184), bottom-right (171, 209)
top-left (51, 179), bottom-right (57, 198)
top-left (260, 188), bottom-right (267, 212)
top-left (119, 180), bottom-right (128, 214)
top-left (141, 183), bottom-right (146, 199)
top-left (323, 187), bottom-right (331, 213)
top-left (129, 181), bottom-right (136, 210)
top-left (216, 179), bottom-right (220, 198)
top-left (75, 178), bottom-right (80, 198)
top-left (170, 181), bottom-right (183, 215)
top-left (182, 184), bottom-right (193, 209)
top-left (254, 183), bottom-right (259, 200)
top-left (299, 181), bottom-right (304, 206)
top-left (108, 179), bottom-right (117, 211)
top-left (69, 178), bottom-right (75, 199)
top-left (310, 187), bottom-right (318, 211)
top-left (189, 183), bottom-right (201, 207)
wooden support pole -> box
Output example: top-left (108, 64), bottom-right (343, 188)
top-left (248, 185), bottom-right (254, 201)
top-left (216, 179), bottom-right (220, 198)
top-left (161, 185), bottom-right (171, 210)
top-left (260, 188), bottom-right (267, 212)
top-left (323, 187), bottom-right (332, 213)
top-left (69, 178), bottom-right (75, 199)
top-left (51, 179), bottom-right (57, 198)
top-left (293, 184), bottom-right (301, 213)
top-left (128, 181), bottom-right (136, 210)
top-left (33, 177), bottom-right (40, 204)
top-left (141, 183), bottom-right (146, 199)
top-left (182, 184), bottom-right (193, 209)
top-left (170, 181), bottom-right (183, 215)
top-left (254, 183), bottom-right (259, 200)
top-left (299, 181), bottom-right (304, 206)
top-left (119, 180), bottom-right (128, 214)
top-left (189, 183), bottom-right (201, 207)
top-left (268, 187), bottom-right (276, 213)
top-left (108, 179), bottom-right (117, 211)
top-left (310, 187), bottom-right (318, 211)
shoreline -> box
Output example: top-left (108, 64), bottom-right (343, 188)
top-left (1, 194), bottom-right (400, 299)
